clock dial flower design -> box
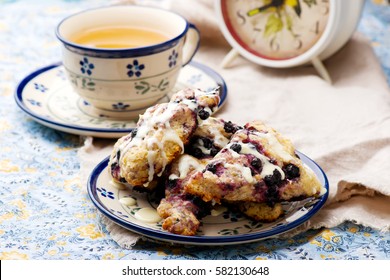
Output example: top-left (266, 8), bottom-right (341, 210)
top-left (222, 0), bottom-right (330, 59)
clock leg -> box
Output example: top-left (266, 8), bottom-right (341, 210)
top-left (311, 56), bottom-right (332, 84)
top-left (221, 48), bottom-right (240, 68)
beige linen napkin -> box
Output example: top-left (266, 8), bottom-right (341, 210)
top-left (79, 0), bottom-right (390, 248)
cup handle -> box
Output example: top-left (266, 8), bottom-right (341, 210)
top-left (182, 23), bottom-right (200, 66)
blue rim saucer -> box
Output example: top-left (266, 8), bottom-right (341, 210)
top-left (87, 151), bottom-right (328, 245)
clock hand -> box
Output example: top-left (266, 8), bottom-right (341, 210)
top-left (247, 0), bottom-right (302, 17)
top-left (292, 0), bottom-right (301, 17)
top-left (247, 0), bottom-right (285, 17)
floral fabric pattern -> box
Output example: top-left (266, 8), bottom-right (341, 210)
top-left (0, 0), bottom-right (389, 260)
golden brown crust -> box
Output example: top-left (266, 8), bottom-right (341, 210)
top-left (156, 154), bottom-right (209, 235)
top-left (157, 197), bottom-right (200, 236)
top-left (117, 104), bottom-right (196, 186)
top-left (238, 202), bottom-right (283, 222)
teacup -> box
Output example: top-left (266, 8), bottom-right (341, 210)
top-left (56, 5), bottom-right (200, 118)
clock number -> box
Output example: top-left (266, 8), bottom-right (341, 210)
top-left (293, 37), bottom-right (303, 50)
top-left (236, 10), bottom-right (246, 25)
top-left (251, 27), bottom-right (262, 44)
top-left (320, 6), bottom-right (329, 15)
top-left (270, 37), bottom-right (280, 52)
top-left (311, 20), bottom-right (320, 35)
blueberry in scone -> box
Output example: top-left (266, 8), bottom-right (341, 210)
top-left (183, 120), bottom-right (325, 205)
top-left (108, 89), bottom-right (325, 236)
top-left (157, 154), bottom-right (211, 236)
top-left (108, 88), bottom-right (220, 187)
top-left (156, 117), bottom-right (241, 235)
top-left (157, 118), bottom-right (287, 235)
top-left (186, 117), bottom-right (239, 159)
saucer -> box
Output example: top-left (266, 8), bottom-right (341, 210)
top-left (15, 61), bottom-right (227, 138)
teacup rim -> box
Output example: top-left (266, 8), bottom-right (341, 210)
top-left (55, 5), bottom-right (191, 56)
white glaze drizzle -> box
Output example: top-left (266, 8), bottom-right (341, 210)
top-left (252, 131), bottom-right (294, 162)
top-left (134, 207), bottom-right (162, 223)
top-left (224, 163), bottom-right (254, 183)
top-left (194, 139), bottom-right (211, 155)
top-left (146, 150), bottom-right (158, 184)
top-left (208, 125), bottom-right (230, 147)
top-left (211, 205), bottom-right (228, 216)
top-left (116, 89), bottom-right (218, 186)
top-left (180, 98), bottom-right (198, 111)
top-left (169, 154), bottom-right (206, 180)
top-left (119, 197), bottom-right (137, 206)
top-left (118, 102), bottom-right (186, 185)
top-left (227, 142), bottom-right (285, 180)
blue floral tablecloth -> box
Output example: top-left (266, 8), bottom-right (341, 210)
top-left (0, 0), bottom-right (389, 260)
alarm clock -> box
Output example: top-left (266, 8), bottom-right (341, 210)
top-left (215, 0), bottom-right (365, 83)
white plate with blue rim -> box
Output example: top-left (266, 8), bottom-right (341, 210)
top-left (15, 61), bottom-right (227, 138)
top-left (87, 151), bottom-right (329, 246)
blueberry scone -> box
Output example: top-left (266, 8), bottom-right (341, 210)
top-left (158, 155), bottom-right (284, 235)
top-left (157, 117), bottom-right (236, 235)
top-left (157, 118), bottom-right (285, 235)
top-left (184, 120), bottom-right (325, 205)
top-left (157, 154), bottom-right (211, 235)
top-left (107, 89), bottom-right (325, 236)
top-left (109, 88), bottom-right (220, 187)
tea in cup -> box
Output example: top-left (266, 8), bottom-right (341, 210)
top-left (56, 5), bottom-right (200, 118)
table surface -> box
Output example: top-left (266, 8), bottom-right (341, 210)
top-left (1, 0), bottom-right (389, 260)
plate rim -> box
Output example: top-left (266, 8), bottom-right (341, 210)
top-left (14, 61), bottom-right (228, 137)
top-left (87, 151), bottom-right (329, 245)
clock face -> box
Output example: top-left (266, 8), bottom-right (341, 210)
top-left (221, 0), bottom-right (330, 60)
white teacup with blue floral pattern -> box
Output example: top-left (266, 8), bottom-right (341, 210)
top-left (56, 5), bottom-right (200, 118)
